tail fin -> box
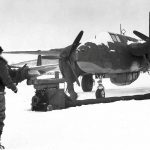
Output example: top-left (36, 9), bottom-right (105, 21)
top-left (37, 55), bottom-right (42, 66)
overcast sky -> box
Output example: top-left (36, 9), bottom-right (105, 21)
top-left (0, 0), bottom-right (149, 50)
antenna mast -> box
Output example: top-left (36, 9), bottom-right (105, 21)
top-left (120, 24), bottom-right (122, 35)
top-left (120, 24), bottom-right (126, 35)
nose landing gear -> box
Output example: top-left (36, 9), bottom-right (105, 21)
top-left (95, 76), bottom-right (105, 99)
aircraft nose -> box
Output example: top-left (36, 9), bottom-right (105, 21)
top-left (77, 45), bottom-right (88, 60)
top-left (77, 42), bottom-right (98, 61)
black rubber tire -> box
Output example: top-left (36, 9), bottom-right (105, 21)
top-left (95, 89), bottom-right (105, 98)
top-left (81, 74), bottom-right (93, 92)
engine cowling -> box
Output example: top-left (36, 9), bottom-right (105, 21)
top-left (110, 72), bottom-right (140, 86)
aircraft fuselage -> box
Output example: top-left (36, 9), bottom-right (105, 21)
top-left (76, 32), bottom-right (144, 74)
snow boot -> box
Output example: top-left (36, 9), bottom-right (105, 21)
top-left (0, 142), bottom-right (4, 149)
top-left (0, 131), bottom-right (5, 149)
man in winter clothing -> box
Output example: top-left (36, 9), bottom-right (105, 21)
top-left (0, 46), bottom-right (29, 149)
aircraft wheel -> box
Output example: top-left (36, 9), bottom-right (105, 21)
top-left (81, 74), bottom-right (93, 92)
top-left (95, 88), bottom-right (105, 99)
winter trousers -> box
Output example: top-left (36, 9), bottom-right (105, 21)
top-left (0, 94), bottom-right (5, 135)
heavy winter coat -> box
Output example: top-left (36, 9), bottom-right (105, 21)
top-left (0, 56), bottom-right (17, 92)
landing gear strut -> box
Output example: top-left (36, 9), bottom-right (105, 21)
top-left (95, 76), bottom-right (105, 99)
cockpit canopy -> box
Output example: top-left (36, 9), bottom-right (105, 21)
top-left (85, 32), bottom-right (138, 46)
top-left (109, 32), bottom-right (138, 44)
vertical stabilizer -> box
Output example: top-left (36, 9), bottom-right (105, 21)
top-left (37, 55), bottom-right (42, 66)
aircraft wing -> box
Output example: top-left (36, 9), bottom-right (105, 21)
top-left (10, 58), bottom-right (59, 68)
top-left (3, 48), bottom-right (62, 59)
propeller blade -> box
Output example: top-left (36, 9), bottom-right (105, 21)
top-left (68, 30), bottom-right (84, 58)
top-left (59, 31), bottom-right (84, 86)
top-left (67, 31), bottom-right (83, 86)
top-left (133, 30), bottom-right (149, 41)
top-left (67, 60), bottom-right (80, 86)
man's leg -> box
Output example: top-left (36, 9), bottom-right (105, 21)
top-left (0, 94), bottom-right (5, 149)
top-left (67, 81), bottom-right (78, 101)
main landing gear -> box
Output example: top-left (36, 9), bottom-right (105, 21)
top-left (81, 74), bottom-right (93, 92)
top-left (95, 76), bottom-right (105, 99)
top-left (81, 74), bottom-right (105, 99)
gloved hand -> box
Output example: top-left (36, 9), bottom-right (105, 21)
top-left (11, 83), bottom-right (18, 93)
top-left (16, 64), bottom-right (30, 83)
top-left (13, 87), bottom-right (18, 93)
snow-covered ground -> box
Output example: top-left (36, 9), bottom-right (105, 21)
top-left (2, 72), bottom-right (150, 150)
top-left (2, 54), bottom-right (150, 150)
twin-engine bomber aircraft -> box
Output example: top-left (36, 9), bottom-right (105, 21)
top-left (4, 12), bottom-right (150, 100)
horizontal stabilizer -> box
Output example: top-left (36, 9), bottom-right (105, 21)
top-left (10, 63), bottom-right (59, 77)
top-left (28, 64), bottom-right (58, 76)
top-left (29, 64), bottom-right (58, 71)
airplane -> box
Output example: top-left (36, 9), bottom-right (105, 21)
top-left (4, 12), bottom-right (150, 101)
top-left (5, 56), bottom-right (59, 80)
top-left (10, 63), bottom-right (59, 82)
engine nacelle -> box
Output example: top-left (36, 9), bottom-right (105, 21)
top-left (110, 72), bottom-right (140, 86)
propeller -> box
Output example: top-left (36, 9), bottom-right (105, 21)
top-left (68, 30), bottom-right (84, 58)
top-left (133, 12), bottom-right (150, 71)
top-left (68, 30), bottom-right (83, 86)
top-left (133, 30), bottom-right (149, 41)
top-left (133, 12), bottom-right (150, 42)
top-left (60, 31), bottom-right (84, 86)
